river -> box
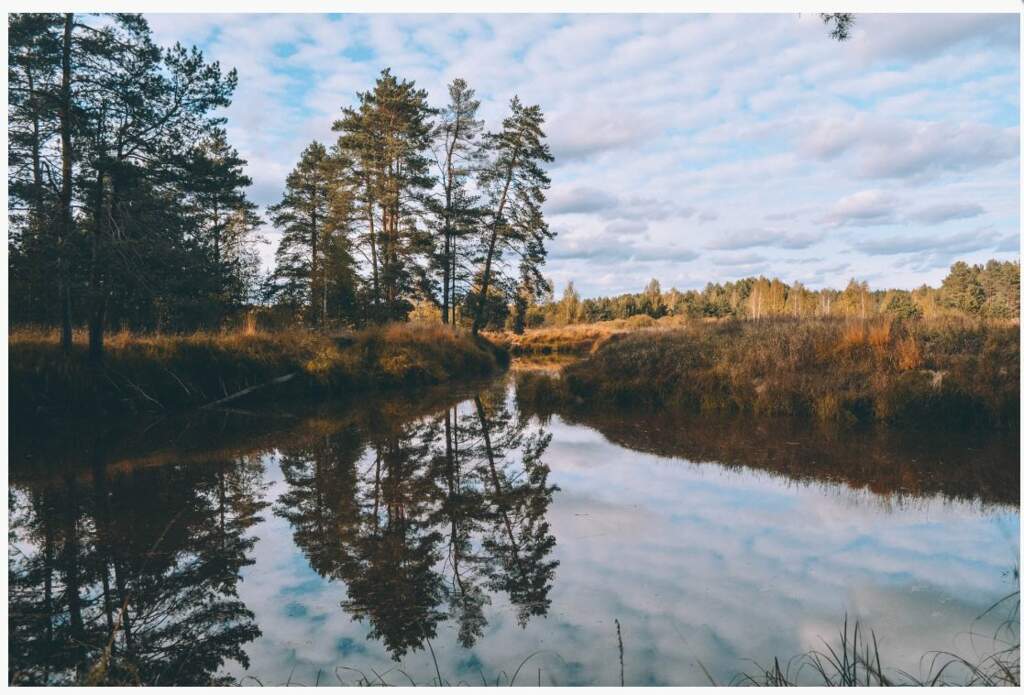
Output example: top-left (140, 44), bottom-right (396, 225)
top-left (8, 367), bottom-right (1019, 685)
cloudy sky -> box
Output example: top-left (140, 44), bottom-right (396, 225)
top-left (146, 13), bottom-right (1020, 297)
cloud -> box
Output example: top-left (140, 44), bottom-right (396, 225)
top-left (547, 109), bottom-right (661, 163)
top-left (707, 228), bottom-right (823, 251)
top-left (554, 237), bottom-right (696, 263)
top-left (908, 202), bottom-right (985, 225)
top-left (605, 219), bottom-right (648, 236)
top-left (853, 227), bottom-right (1008, 256)
top-left (819, 190), bottom-right (900, 227)
top-left (849, 13), bottom-right (1019, 64)
top-left (546, 186), bottom-right (619, 215)
top-left (994, 234), bottom-right (1019, 253)
top-left (710, 252), bottom-right (768, 266)
top-left (547, 190), bottom-right (715, 228)
top-left (764, 208), bottom-right (813, 222)
top-left (802, 116), bottom-right (1018, 180)
top-left (859, 122), bottom-right (1018, 179)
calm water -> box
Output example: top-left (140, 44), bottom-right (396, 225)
top-left (9, 370), bottom-right (1020, 686)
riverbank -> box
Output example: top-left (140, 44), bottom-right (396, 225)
top-left (10, 323), bottom-right (507, 416)
top-left (543, 317), bottom-right (1019, 428)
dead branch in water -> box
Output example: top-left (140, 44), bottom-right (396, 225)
top-left (199, 372), bottom-right (298, 411)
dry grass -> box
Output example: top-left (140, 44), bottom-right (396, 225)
top-left (485, 320), bottom-right (639, 356)
top-left (555, 316), bottom-right (1019, 428)
top-left (10, 323), bottom-right (507, 416)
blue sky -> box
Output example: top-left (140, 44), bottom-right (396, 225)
top-left (147, 13), bottom-right (1020, 297)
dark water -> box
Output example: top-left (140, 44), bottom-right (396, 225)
top-left (8, 370), bottom-right (1020, 686)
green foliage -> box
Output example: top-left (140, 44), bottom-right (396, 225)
top-left (331, 69), bottom-right (437, 323)
top-left (881, 290), bottom-right (922, 320)
top-left (940, 259), bottom-right (1020, 319)
top-left (7, 12), bottom-right (249, 349)
top-left (267, 141), bottom-right (355, 327)
top-left (471, 96), bottom-right (554, 333)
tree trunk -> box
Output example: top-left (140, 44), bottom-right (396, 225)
top-left (474, 397), bottom-right (521, 562)
top-left (310, 192), bottom-right (319, 328)
top-left (442, 230), bottom-right (451, 324)
top-left (88, 171), bottom-right (107, 365)
top-left (58, 13), bottom-right (74, 354)
top-left (472, 155), bottom-right (516, 335)
top-left (368, 199), bottom-right (380, 314)
top-left (440, 122), bottom-right (459, 324)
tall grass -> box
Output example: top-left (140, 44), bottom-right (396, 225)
top-left (10, 323), bottom-right (507, 416)
top-left (558, 316), bottom-right (1019, 428)
top-left (731, 592), bottom-right (1019, 687)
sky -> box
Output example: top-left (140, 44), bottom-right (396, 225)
top-left (145, 13), bottom-right (1021, 297)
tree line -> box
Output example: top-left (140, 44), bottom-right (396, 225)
top-left (529, 260), bottom-right (1020, 327)
top-left (8, 13), bottom-right (557, 363)
top-left (9, 13), bottom-right (261, 362)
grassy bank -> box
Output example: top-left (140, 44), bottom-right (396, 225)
top-left (554, 317), bottom-right (1019, 428)
top-left (10, 323), bottom-right (507, 416)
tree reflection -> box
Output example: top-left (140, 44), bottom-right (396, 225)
top-left (514, 371), bottom-right (1018, 506)
top-left (273, 384), bottom-right (559, 660)
top-left (8, 453), bottom-right (268, 685)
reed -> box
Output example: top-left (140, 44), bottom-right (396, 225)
top-left (733, 593), bottom-right (1019, 686)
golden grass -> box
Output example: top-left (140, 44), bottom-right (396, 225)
top-left (485, 320), bottom-right (637, 355)
top-left (552, 316), bottom-right (1019, 428)
top-left (10, 323), bottom-right (507, 416)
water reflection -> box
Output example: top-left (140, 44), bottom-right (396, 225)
top-left (8, 372), bottom-right (1019, 685)
top-left (514, 371), bottom-right (1018, 506)
top-left (8, 455), bottom-right (268, 685)
top-left (272, 386), bottom-right (558, 659)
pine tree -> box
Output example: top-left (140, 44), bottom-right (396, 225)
top-left (431, 78), bottom-right (483, 324)
top-left (8, 16), bottom-right (65, 333)
top-left (332, 69), bottom-right (436, 322)
top-left (181, 128), bottom-right (262, 315)
top-left (268, 142), bottom-right (336, 325)
top-left (74, 13), bottom-right (237, 359)
top-left (470, 97), bottom-right (554, 334)
top-left (940, 262), bottom-right (985, 316)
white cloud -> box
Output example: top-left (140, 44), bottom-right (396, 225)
top-left (909, 202), bottom-right (986, 225)
top-left (546, 186), bottom-right (619, 215)
top-left (707, 228), bottom-right (824, 251)
top-left (819, 190), bottom-right (900, 227)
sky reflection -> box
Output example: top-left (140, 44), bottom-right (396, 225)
top-left (223, 399), bottom-right (1018, 686)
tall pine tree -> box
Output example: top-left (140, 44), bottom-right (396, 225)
top-left (268, 142), bottom-right (336, 325)
top-left (470, 97), bottom-right (554, 334)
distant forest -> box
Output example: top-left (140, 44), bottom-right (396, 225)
top-left (531, 260), bottom-right (1020, 328)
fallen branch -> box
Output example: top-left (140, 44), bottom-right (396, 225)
top-left (199, 372), bottom-right (298, 410)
